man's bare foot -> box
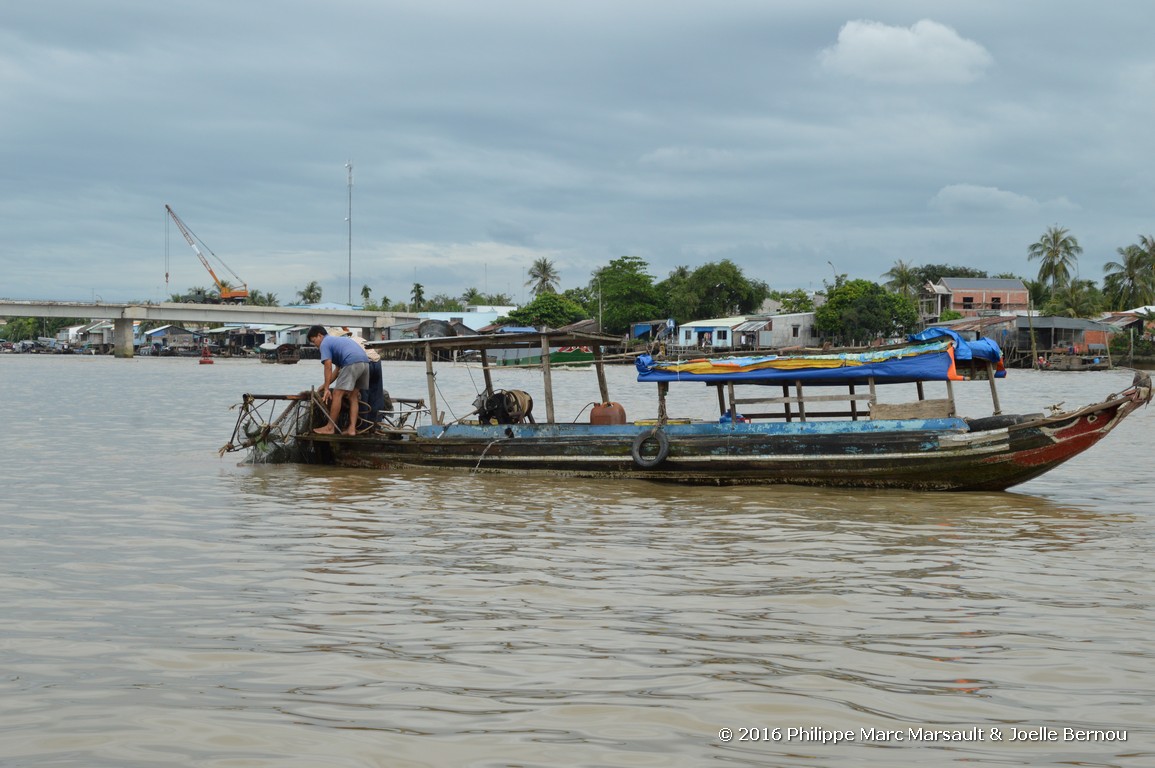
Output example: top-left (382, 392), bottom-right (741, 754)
top-left (342, 429), bottom-right (357, 436)
top-left (312, 425), bottom-right (337, 434)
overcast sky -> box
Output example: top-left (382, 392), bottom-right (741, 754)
top-left (2, 1), bottom-right (1153, 306)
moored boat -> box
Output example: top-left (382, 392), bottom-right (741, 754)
top-left (259, 343), bottom-right (301, 364)
top-left (221, 329), bottom-right (1150, 491)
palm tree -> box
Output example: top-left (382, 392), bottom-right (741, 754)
top-left (248, 289), bottom-right (279, 307)
top-left (360, 284), bottom-right (372, 307)
top-left (1044, 278), bottom-right (1103, 319)
top-left (1103, 238), bottom-right (1155, 311)
top-left (461, 287), bottom-right (482, 306)
top-left (1028, 225), bottom-right (1082, 296)
top-left (296, 281), bottom-right (323, 305)
top-left (410, 282), bottom-right (425, 311)
top-left (882, 259), bottom-right (920, 299)
top-left (525, 257), bottom-right (560, 296)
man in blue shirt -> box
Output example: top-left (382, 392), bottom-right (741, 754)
top-left (306, 325), bottom-right (371, 435)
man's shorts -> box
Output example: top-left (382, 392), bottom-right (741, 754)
top-left (333, 361), bottom-right (370, 391)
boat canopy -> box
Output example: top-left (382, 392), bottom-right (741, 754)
top-left (636, 328), bottom-right (1004, 386)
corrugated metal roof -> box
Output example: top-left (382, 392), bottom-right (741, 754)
top-left (1016, 316), bottom-right (1113, 331)
top-left (938, 277), bottom-right (1027, 291)
top-left (929, 315), bottom-right (1015, 333)
top-left (677, 316), bottom-right (749, 329)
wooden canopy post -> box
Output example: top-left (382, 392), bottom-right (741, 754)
top-left (480, 350), bottom-right (494, 395)
top-left (987, 361), bottom-right (1002, 415)
top-left (592, 345), bottom-right (610, 402)
top-left (424, 341), bottom-right (440, 425)
top-left (539, 334), bottom-right (556, 424)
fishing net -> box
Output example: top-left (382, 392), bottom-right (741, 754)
top-left (220, 392), bottom-right (325, 464)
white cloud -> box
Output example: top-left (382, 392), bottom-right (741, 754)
top-left (929, 184), bottom-right (1077, 215)
top-left (819, 19), bottom-right (993, 84)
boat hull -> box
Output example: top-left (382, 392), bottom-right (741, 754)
top-left (296, 385), bottom-right (1146, 491)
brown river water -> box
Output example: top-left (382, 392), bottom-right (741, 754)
top-left (1, 354), bottom-right (1153, 767)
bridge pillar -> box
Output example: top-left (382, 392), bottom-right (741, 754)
top-left (113, 318), bottom-right (134, 358)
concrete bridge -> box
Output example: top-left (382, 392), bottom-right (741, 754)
top-left (0, 300), bottom-right (416, 358)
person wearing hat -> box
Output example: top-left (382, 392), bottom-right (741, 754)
top-left (306, 324), bottom-right (370, 435)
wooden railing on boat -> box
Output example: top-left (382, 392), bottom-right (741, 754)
top-left (656, 358), bottom-right (1003, 424)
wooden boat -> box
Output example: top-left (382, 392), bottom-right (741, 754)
top-left (492, 344), bottom-right (596, 367)
top-left (220, 329), bottom-right (1150, 491)
top-left (258, 343), bottom-right (301, 365)
top-left (1044, 351), bottom-right (1110, 371)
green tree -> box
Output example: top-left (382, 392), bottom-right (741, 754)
top-left (1021, 278), bottom-right (1048, 311)
top-left (1103, 236), bottom-right (1155, 310)
top-left (247, 289), bottom-right (279, 307)
top-left (912, 263), bottom-right (988, 286)
top-left (525, 257), bottom-right (560, 296)
top-left (592, 256), bottom-right (660, 334)
top-left (815, 279), bottom-right (919, 345)
top-left (1043, 279), bottom-right (1104, 318)
top-left (296, 281), bottom-right (323, 305)
top-left (410, 282), bottom-right (425, 312)
top-left (502, 293), bottom-right (588, 329)
top-left (1028, 225), bottom-right (1082, 296)
top-left (883, 259), bottom-right (920, 299)
top-left (360, 284), bottom-right (372, 306)
top-left (471, 291), bottom-right (513, 306)
top-left (681, 260), bottom-right (770, 320)
top-left (654, 265), bottom-right (698, 323)
top-left (3, 316), bottom-right (87, 342)
top-left (771, 288), bottom-right (816, 314)
top-left (425, 293), bottom-right (465, 312)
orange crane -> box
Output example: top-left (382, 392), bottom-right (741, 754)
top-left (165, 204), bottom-right (249, 303)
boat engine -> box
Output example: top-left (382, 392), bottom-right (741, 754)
top-left (474, 389), bottom-right (534, 425)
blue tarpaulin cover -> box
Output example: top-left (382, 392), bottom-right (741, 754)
top-left (636, 331), bottom-right (1004, 386)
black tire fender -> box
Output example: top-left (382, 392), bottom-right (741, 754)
top-left (631, 428), bottom-right (670, 468)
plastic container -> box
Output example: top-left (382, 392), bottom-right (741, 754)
top-left (590, 401), bottom-right (628, 425)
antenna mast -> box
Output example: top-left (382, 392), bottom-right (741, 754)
top-left (346, 161), bottom-right (353, 305)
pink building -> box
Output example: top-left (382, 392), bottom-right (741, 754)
top-left (922, 278), bottom-right (1029, 321)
